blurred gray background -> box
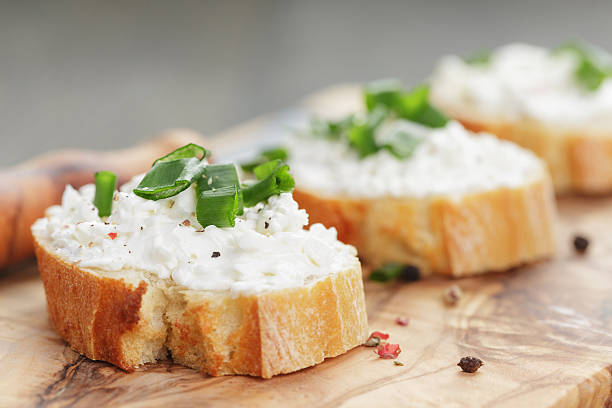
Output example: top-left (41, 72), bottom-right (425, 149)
top-left (1, 0), bottom-right (611, 166)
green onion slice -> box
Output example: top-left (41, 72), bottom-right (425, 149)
top-left (133, 157), bottom-right (207, 200)
top-left (240, 147), bottom-right (289, 173)
top-left (130, 142), bottom-right (296, 227)
top-left (134, 143), bottom-right (208, 201)
top-left (196, 185), bottom-right (241, 228)
top-left (261, 147), bottom-right (288, 162)
top-left (198, 163), bottom-right (244, 219)
top-left (242, 160), bottom-right (295, 207)
top-left (303, 80), bottom-right (446, 160)
top-left (382, 127), bottom-right (421, 159)
top-left (153, 143), bottom-right (207, 165)
top-left (93, 170), bottom-right (117, 217)
top-left (196, 164), bottom-right (243, 228)
top-left (556, 42), bottom-right (612, 91)
top-left (347, 106), bottom-right (387, 158)
top-left (363, 78), bottom-right (405, 112)
top-left (464, 49), bottom-right (492, 65)
top-left (310, 115), bottom-right (356, 141)
top-left (363, 81), bottom-right (448, 128)
top-left (370, 263), bottom-right (404, 282)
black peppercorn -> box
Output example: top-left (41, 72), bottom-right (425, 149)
top-left (457, 356), bottom-right (484, 373)
top-left (573, 235), bottom-right (589, 254)
top-left (398, 265), bottom-right (420, 282)
top-left (211, 251), bottom-right (221, 258)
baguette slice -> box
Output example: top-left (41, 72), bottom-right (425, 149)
top-left (429, 43), bottom-right (612, 194)
top-left (33, 236), bottom-right (368, 378)
top-left (288, 86), bottom-right (557, 277)
top-left (428, 105), bottom-right (612, 194)
top-left (294, 170), bottom-right (556, 277)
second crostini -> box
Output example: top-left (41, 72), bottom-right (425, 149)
top-left (272, 81), bottom-right (557, 278)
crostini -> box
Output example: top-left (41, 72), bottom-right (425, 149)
top-left (32, 144), bottom-right (368, 378)
top-left (283, 81), bottom-right (557, 277)
top-left (430, 42), bottom-right (612, 193)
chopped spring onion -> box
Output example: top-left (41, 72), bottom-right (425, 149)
top-left (556, 42), bottom-right (612, 91)
top-left (133, 143), bottom-right (296, 228)
top-left (363, 81), bottom-right (448, 128)
top-left (93, 170), bottom-right (117, 217)
top-left (197, 164), bottom-right (244, 228)
top-left (261, 147), bottom-right (288, 162)
top-left (196, 185), bottom-right (241, 228)
top-left (305, 80), bottom-right (441, 159)
top-left (153, 143), bottom-right (207, 165)
top-left (133, 158), bottom-right (207, 200)
top-left (347, 106), bottom-right (387, 158)
top-left (134, 143), bottom-right (208, 201)
top-left (310, 115), bottom-right (356, 141)
top-left (240, 147), bottom-right (289, 173)
top-left (382, 128), bottom-right (421, 159)
top-left (363, 78), bottom-right (405, 112)
top-left (242, 159), bottom-right (294, 207)
top-left (464, 49), bottom-right (492, 65)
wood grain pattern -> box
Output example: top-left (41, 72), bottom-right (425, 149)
top-left (1, 87), bottom-right (612, 407)
top-left (0, 129), bottom-right (205, 270)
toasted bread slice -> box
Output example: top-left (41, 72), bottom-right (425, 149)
top-left (294, 170), bottom-right (556, 277)
top-left (429, 43), bottom-right (612, 194)
top-left (33, 235), bottom-right (368, 378)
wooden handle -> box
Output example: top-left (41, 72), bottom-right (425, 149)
top-left (0, 129), bottom-right (205, 270)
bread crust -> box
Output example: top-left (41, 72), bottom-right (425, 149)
top-left (294, 173), bottom-right (556, 277)
top-left (34, 240), bottom-right (168, 371)
top-left (430, 99), bottom-right (612, 194)
top-left (33, 237), bottom-right (368, 378)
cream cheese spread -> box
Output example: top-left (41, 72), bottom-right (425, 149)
top-left (32, 175), bottom-right (358, 295)
top-left (430, 43), bottom-right (612, 127)
top-left (287, 120), bottom-right (543, 198)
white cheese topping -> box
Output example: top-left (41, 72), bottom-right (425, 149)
top-left (430, 43), bottom-right (612, 127)
top-left (287, 120), bottom-right (543, 198)
top-left (31, 176), bottom-right (358, 295)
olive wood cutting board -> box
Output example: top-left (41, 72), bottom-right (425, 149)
top-left (1, 86), bottom-right (612, 408)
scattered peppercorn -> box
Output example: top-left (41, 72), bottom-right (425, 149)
top-left (395, 316), bottom-right (410, 326)
top-left (399, 265), bottom-right (420, 282)
top-left (573, 235), bottom-right (589, 254)
top-left (211, 251), bottom-right (221, 258)
top-left (457, 356), bottom-right (484, 373)
top-left (376, 343), bottom-right (401, 359)
top-left (393, 360), bottom-right (404, 366)
top-left (264, 221), bottom-right (269, 229)
top-left (364, 331), bottom-right (389, 347)
top-left (365, 336), bottom-right (381, 347)
top-left (443, 285), bottom-right (462, 306)
top-left (370, 263), bottom-right (420, 282)
top-left (182, 219), bottom-right (191, 227)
